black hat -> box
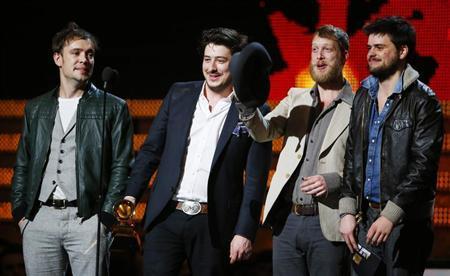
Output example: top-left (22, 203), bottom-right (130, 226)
top-left (230, 42), bottom-right (272, 108)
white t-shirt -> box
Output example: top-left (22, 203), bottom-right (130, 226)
top-left (58, 96), bottom-right (81, 132)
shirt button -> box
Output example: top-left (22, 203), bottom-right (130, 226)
top-left (371, 139), bottom-right (375, 143)
top-left (60, 150), bottom-right (64, 154)
top-left (52, 180), bottom-right (56, 184)
top-left (305, 158), bottom-right (309, 162)
top-left (367, 178), bottom-right (371, 182)
top-left (59, 160), bottom-right (63, 164)
top-left (310, 140), bottom-right (314, 143)
top-left (369, 159), bottom-right (372, 163)
top-left (57, 170), bottom-right (61, 174)
top-left (61, 138), bottom-right (66, 143)
top-left (297, 154), bottom-right (301, 159)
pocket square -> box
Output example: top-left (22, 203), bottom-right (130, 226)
top-left (232, 122), bottom-right (249, 137)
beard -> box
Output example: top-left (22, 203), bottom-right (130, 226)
top-left (368, 55), bottom-right (400, 81)
top-left (309, 62), bottom-right (342, 85)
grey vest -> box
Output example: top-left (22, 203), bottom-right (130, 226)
top-left (38, 110), bottom-right (77, 201)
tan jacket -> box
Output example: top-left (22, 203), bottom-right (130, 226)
top-left (245, 84), bottom-right (353, 241)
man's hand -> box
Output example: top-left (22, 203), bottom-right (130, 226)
top-left (300, 175), bottom-right (328, 197)
top-left (340, 214), bottom-right (358, 253)
top-left (18, 217), bottom-right (28, 234)
top-left (366, 216), bottom-right (393, 246)
top-left (124, 195), bottom-right (136, 205)
top-left (229, 235), bottom-right (253, 264)
top-left (234, 99), bottom-right (256, 121)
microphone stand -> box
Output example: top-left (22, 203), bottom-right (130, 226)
top-left (96, 79), bottom-right (109, 276)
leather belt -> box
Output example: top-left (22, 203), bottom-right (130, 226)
top-left (42, 198), bottom-right (77, 209)
top-left (368, 201), bottom-right (382, 209)
top-left (175, 201), bottom-right (208, 215)
top-left (292, 203), bottom-right (318, 216)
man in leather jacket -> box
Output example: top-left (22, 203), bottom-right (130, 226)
top-left (339, 16), bottom-right (444, 275)
top-left (10, 22), bottom-right (133, 275)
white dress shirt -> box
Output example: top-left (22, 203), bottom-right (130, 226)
top-left (173, 85), bottom-right (234, 203)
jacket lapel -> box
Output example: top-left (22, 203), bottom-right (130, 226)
top-left (211, 103), bottom-right (239, 168)
top-left (319, 102), bottom-right (351, 155)
top-left (177, 84), bottom-right (203, 153)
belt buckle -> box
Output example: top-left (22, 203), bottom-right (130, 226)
top-left (53, 199), bottom-right (66, 209)
top-left (181, 201), bottom-right (201, 215)
top-left (293, 204), bottom-right (302, 216)
top-left (368, 202), bottom-right (381, 209)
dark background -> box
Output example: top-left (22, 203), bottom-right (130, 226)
top-left (2, 0), bottom-right (444, 100)
top-left (0, 0), bottom-right (282, 99)
top-left (0, 1), bottom-right (449, 274)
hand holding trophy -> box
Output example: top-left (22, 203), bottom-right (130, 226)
top-left (112, 197), bottom-right (142, 253)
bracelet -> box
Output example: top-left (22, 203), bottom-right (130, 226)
top-left (238, 111), bottom-right (256, 121)
top-left (339, 212), bottom-right (354, 218)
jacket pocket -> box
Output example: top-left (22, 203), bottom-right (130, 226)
top-left (389, 119), bottom-right (412, 131)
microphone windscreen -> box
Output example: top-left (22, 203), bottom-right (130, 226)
top-left (102, 67), bottom-right (119, 83)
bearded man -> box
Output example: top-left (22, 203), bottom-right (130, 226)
top-left (339, 16), bottom-right (444, 275)
top-left (236, 24), bottom-right (353, 276)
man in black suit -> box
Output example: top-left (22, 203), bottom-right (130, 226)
top-left (124, 27), bottom-right (272, 275)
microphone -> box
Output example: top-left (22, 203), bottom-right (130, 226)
top-left (102, 66), bottom-right (119, 90)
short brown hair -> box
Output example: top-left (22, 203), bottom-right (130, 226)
top-left (315, 25), bottom-right (349, 54)
top-left (51, 22), bottom-right (98, 54)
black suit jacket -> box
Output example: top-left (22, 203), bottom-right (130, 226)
top-left (126, 81), bottom-right (272, 249)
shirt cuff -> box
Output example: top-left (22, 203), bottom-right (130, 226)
top-left (321, 172), bottom-right (341, 194)
top-left (381, 200), bottom-right (405, 224)
top-left (339, 197), bottom-right (357, 215)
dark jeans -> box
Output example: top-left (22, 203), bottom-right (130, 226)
top-left (143, 208), bottom-right (229, 276)
top-left (272, 213), bottom-right (349, 276)
top-left (355, 207), bottom-right (434, 276)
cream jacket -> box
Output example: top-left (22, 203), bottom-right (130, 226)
top-left (246, 84), bottom-right (353, 241)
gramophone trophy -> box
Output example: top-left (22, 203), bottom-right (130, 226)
top-left (112, 199), bottom-right (142, 252)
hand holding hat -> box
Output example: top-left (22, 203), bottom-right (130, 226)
top-left (230, 42), bottom-right (272, 108)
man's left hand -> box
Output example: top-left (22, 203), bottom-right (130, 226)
top-left (366, 216), bottom-right (393, 246)
top-left (300, 175), bottom-right (328, 197)
top-left (229, 235), bottom-right (253, 264)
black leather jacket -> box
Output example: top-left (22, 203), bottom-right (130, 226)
top-left (341, 66), bottom-right (444, 223)
top-left (11, 83), bottom-right (133, 222)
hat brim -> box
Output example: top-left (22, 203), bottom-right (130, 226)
top-left (230, 42), bottom-right (272, 107)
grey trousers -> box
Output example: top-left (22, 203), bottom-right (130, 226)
top-left (21, 205), bottom-right (110, 276)
top-left (273, 213), bottom-right (349, 276)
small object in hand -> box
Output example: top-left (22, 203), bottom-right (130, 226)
top-left (352, 244), bottom-right (385, 276)
top-left (114, 199), bottom-right (135, 221)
